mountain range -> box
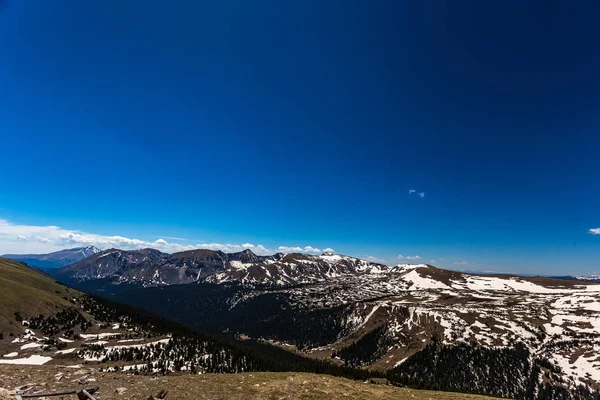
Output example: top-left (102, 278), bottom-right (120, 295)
top-left (2, 246), bottom-right (101, 269)
top-left (0, 256), bottom-right (377, 379)
top-left (4, 247), bottom-right (600, 398)
top-left (52, 248), bottom-right (387, 288)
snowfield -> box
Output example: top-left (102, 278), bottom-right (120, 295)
top-left (20, 342), bottom-right (43, 350)
top-left (56, 348), bottom-right (77, 354)
top-left (80, 332), bottom-right (122, 340)
top-left (0, 355), bottom-right (52, 365)
top-left (81, 337), bottom-right (173, 362)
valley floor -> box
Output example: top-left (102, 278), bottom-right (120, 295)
top-left (0, 366), bottom-right (502, 400)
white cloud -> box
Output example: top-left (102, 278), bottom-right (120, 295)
top-left (589, 228), bottom-right (600, 235)
top-left (409, 189), bottom-right (425, 198)
top-left (303, 246), bottom-right (321, 253)
top-left (323, 248), bottom-right (335, 254)
top-left (276, 246), bottom-right (303, 253)
top-left (0, 219), bottom-right (274, 256)
top-left (191, 243), bottom-right (272, 255)
top-left (277, 245), bottom-right (322, 254)
top-left (397, 254), bottom-right (421, 261)
top-left (161, 236), bottom-right (196, 242)
top-left (0, 219), bottom-right (343, 258)
top-left (454, 261), bottom-right (468, 265)
top-left (364, 255), bottom-right (386, 263)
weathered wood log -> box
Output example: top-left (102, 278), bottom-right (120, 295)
top-left (76, 389), bottom-right (97, 400)
top-left (14, 386), bottom-right (98, 398)
top-left (147, 389), bottom-right (168, 400)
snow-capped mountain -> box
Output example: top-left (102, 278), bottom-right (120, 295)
top-left (551, 274), bottom-right (600, 284)
top-left (53, 248), bottom-right (388, 287)
top-left (52, 248), bottom-right (600, 395)
top-left (2, 246), bottom-right (101, 269)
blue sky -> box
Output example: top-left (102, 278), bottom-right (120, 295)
top-left (0, 1), bottom-right (599, 274)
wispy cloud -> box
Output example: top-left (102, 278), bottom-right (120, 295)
top-left (160, 236), bottom-right (197, 242)
top-left (589, 228), bottom-right (600, 235)
top-left (408, 189), bottom-right (425, 198)
top-left (418, 192), bottom-right (425, 198)
top-left (363, 255), bottom-right (386, 263)
top-left (397, 254), bottom-right (421, 261)
top-left (408, 189), bottom-right (416, 194)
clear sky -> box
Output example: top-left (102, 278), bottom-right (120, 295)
top-left (0, 1), bottom-right (599, 275)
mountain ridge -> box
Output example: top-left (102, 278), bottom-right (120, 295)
top-left (2, 246), bottom-right (101, 269)
top-left (52, 248), bottom-right (390, 288)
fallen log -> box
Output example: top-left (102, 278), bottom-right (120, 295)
top-left (13, 386), bottom-right (99, 399)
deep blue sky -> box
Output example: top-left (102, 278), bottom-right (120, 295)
top-left (0, 1), bottom-right (599, 274)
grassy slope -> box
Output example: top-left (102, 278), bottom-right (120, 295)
top-left (0, 366), bottom-right (502, 400)
top-left (0, 257), bottom-right (80, 333)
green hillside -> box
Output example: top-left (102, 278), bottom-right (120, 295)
top-left (0, 257), bottom-right (81, 333)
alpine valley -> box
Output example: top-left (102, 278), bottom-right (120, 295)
top-left (41, 247), bottom-right (600, 399)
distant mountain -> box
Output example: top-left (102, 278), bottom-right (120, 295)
top-left (2, 246), bottom-right (101, 269)
top-left (551, 274), bottom-right (600, 284)
top-left (53, 248), bottom-right (387, 288)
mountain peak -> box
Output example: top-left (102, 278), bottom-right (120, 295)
top-left (76, 246), bottom-right (102, 254)
top-left (228, 248), bottom-right (260, 263)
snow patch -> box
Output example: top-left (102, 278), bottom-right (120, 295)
top-left (0, 355), bottom-right (52, 365)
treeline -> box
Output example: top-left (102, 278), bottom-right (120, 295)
top-left (337, 326), bottom-right (393, 367)
top-left (112, 283), bottom-right (355, 348)
top-left (387, 339), bottom-right (600, 399)
top-left (80, 293), bottom-right (384, 381)
top-left (29, 308), bottom-right (91, 337)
